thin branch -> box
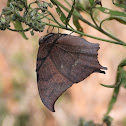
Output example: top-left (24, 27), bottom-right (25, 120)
top-left (90, 7), bottom-right (99, 28)
top-left (7, 27), bottom-right (32, 32)
top-left (44, 22), bottom-right (126, 46)
top-left (53, 0), bottom-right (126, 45)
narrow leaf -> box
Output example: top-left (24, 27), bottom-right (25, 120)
top-left (101, 17), bottom-right (126, 26)
top-left (73, 16), bottom-right (83, 34)
top-left (112, 0), bottom-right (126, 9)
top-left (121, 71), bottom-right (126, 88)
top-left (108, 17), bottom-right (126, 25)
top-left (97, 7), bottom-right (126, 17)
top-left (50, 0), bottom-right (67, 24)
top-left (13, 21), bottom-right (28, 40)
top-left (66, 0), bottom-right (75, 28)
top-left (119, 59), bottom-right (126, 67)
top-left (118, 59), bottom-right (126, 88)
top-left (100, 67), bottom-right (123, 88)
top-left (103, 59), bottom-right (126, 115)
top-left (7, 0), bottom-right (11, 7)
top-left (89, 0), bottom-right (94, 6)
top-left (56, 7), bottom-right (67, 24)
top-left (103, 116), bottom-right (113, 126)
top-left (105, 83), bottom-right (121, 116)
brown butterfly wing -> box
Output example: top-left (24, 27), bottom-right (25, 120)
top-left (37, 57), bottom-right (72, 112)
top-left (50, 34), bottom-right (105, 83)
top-left (36, 34), bottom-right (73, 112)
top-left (36, 33), bottom-right (106, 112)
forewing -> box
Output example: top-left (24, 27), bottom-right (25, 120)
top-left (36, 33), bottom-right (107, 112)
top-left (36, 38), bottom-right (72, 112)
top-left (50, 34), bottom-right (105, 83)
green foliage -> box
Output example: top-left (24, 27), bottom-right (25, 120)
top-left (0, 0), bottom-right (125, 46)
top-left (73, 16), bottom-right (83, 34)
top-left (78, 117), bottom-right (113, 126)
top-left (89, 0), bottom-right (95, 6)
top-left (13, 21), bottom-right (28, 40)
top-left (103, 116), bottom-right (113, 126)
top-left (66, 0), bottom-right (75, 28)
top-left (112, 0), bottom-right (126, 10)
top-left (78, 118), bottom-right (97, 126)
top-left (24, 8), bottom-right (45, 32)
top-left (50, 0), bottom-right (67, 25)
top-left (100, 17), bottom-right (126, 27)
top-left (74, 0), bottom-right (91, 12)
top-left (0, 15), bottom-right (10, 30)
top-left (0, 0), bottom-right (53, 38)
top-left (100, 59), bottom-right (126, 125)
top-left (97, 7), bottom-right (126, 17)
top-left (105, 84), bottom-right (121, 115)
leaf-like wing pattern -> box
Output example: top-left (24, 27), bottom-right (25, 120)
top-left (36, 33), bottom-right (107, 112)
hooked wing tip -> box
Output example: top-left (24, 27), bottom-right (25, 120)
top-left (94, 66), bottom-right (107, 74)
top-left (101, 66), bottom-right (108, 74)
top-left (102, 66), bottom-right (107, 70)
top-left (42, 99), bottom-right (56, 112)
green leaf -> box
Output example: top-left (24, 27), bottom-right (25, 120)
top-left (73, 16), bottom-right (83, 34)
top-left (103, 116), bottom-right (113, 126)
top-left (112, 0), bottom-right (126, 9)
top-left (103, 59), bottom-right (126, 116)
top-left (23, 0), bottom-right (28, 6)
top-left (66, 0), bottom-right (75, 28)
top-left (108, 17), bottom-right (126, 25)
top-left (89, 0), bottom-right (94, 6)
top-left (13, 21), bottom-right (28, 40)
top-left (119, 59), bottom-right (126, 67)
top-left (100, 17), bottom-right (126, 27)
top-left (56, 7), bottom-right (67, 24)
top-left (119, 59), bottom-right (126, 88)
top-left (50, 0), bottom-right (67, 24)
top-left (121, 71), bottom-right (126, 88)
top-left (100, 68), bottom-right (123, 88)
top-left (97, 7), bottom-right (126, 17)
top-left (100, 59), bottom-right (126, 88)
top-left (105, 81), bottom-right (121, 116)
top-left (7, 0), bottom-right (11, 7)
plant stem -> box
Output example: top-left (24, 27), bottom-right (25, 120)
top-left (53, 0), bottom-right (126, 45)
top-left (44, 22), bottom-right (126, 46)
top-left (7, 27), bottom-right (32, 32)
top-left (90, 7), bottom-right (99, 28)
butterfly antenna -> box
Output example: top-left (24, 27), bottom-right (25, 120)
top-left (51, 27), bottom-right (54, 33)
top-left (58, 28), bottom-right (60, 33)
top-left (69, 31), bottom-right (74, 35)
top-left (47, 19), bottom-right (50, 33)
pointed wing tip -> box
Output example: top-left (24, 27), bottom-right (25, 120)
top-left (102, 67), bottom-right (107, 70)
top-left (100, 66), bottom-right (108, 74)
top-left (52, 109), bottom-right (55, 112)
top-left (48, 106), bottom-right (55, 112)
top-left (47, 107), bottom-right (55, 112)
top-left (94, 66), bottom-right (107, 74)
top-left (42, 99), bottom-right (56, 112)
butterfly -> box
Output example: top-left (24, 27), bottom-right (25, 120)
top-left (36, 33), bottom-right (107, 112)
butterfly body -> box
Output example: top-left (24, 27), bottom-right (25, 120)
top-left (36, 33), bottom-right (107, 112)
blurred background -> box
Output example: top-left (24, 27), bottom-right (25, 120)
top-left (0, 0), bottom-right (126, 126)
